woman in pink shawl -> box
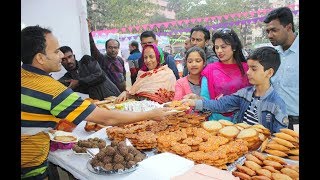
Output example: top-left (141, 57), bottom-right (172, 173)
top-left (115, 44), bottom-right (176, 104)
top-left (201, 28), bottom-right (250, 122)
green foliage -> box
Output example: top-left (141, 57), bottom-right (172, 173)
top-left (87, 0), bottom-right (159, 30)
top-left (167, 0), bottom-right (271, 20)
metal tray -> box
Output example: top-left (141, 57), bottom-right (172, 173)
top-left (87, 159), bottom-right (139, 175)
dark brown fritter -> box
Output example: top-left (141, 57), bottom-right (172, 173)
top-left (113, 163), bottom-right (125, 170)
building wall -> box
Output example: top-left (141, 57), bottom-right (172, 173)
top-left (21, 0), bottom-right (90, 80)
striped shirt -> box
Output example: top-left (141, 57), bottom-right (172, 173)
top-left (21, 64), bottom-right (95, 129)
top-left (21, 64), bottom-right (96, 168)
top-left (243, 96), bottom-right (260, 125)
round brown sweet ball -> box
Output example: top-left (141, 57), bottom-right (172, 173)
top-left (105, 146), bottom-right (116, 156)
top-left (124, 153), bottom-right (134, 161)
top-left (77, 140), bottom-right (84, 146)
top-left (118, 141), bottom-right (126, 147)
top-left (138, 152), bottom-right (146, 159)
top-left (131, 149), bottom-right (141, 156)
top-left (111, 141), bottom-right (119, 147)
top-left (113, 154), bottom-right (124, 163)
top-left (82, 141), bottom-right (91, 148)
top-left (103, 155), bottom-right (113, 164)
top-left (118, 146), bottom-right (129, 156)
top-left (93, 137), bottom-right (100, 141)
top-left (133, 154), bottom-right (145, 162)
top-left (90, 158), bottom-right (100, 167)
top-left (72, 144), bottom-right (80, 151)
top-left (113, 163), bottom-right (125, 170)
top-left (127, 146), bottom-right (136, 154)
top-left (96, 152), bottom-right (105, 160)
top-left (99, 147), bottom-right (108, 154)
top-left (77, 147), bottom-right (87, 153)
top-left (126, 161), bottom-right (137, 168)
top-left (98, 141), bottom-right (106, 149)
top-left (104, 163), bottom-right (113, 171)
top-left (96, 161), bottom-right (104, 168)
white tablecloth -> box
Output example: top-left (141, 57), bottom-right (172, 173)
top-left (48, 121), bottom-right (194, 180)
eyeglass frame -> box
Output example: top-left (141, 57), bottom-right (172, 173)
top-left (216, 28), bottom-right (233, 36)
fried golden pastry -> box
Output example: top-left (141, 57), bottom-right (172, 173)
top-left (287, 149), bottom-right (299, 156)
top-left (260, 138), bottom-right (269, 152)
top-left (264, 149), bottom-right (288, 157)
top-left (218, 126), bottom-right (240, 138)
top-left (256, 169), bottom-right (272, 178)
top-left (272, 137), bottom-right (295, 148)
top-left (236, 123), bottom-right (252, 129)
top-left (251, 175), bottom-right (271, 180)
top-left (246, 154), bottom-right (263, 165)
top-left (250, 127), bottom-right (263, 133)
top-left (280, 128), bottom-right (299, 137)
top-left (263, 160), bottom-right (283, 169)
top-left (218, 119), bottom-right (234, 126)
top-left (258, 133), bottom-right (266, 141)
top-left (251, 151), bottom-right (266, 161)
top-left (281, 167), bottom-right (299, 179)
top-left (236, 164), bottom-right (256, 176)
top-left (244, 160), bottom-right (262, 171)
top-left (262, 166), bottom-right (281, 173)
top-left (232, 171), bottom-right (252, 180)
top-left (265, 155), bottom-right (286, 165)
top-left (54, 135), bottom-right (77, 142)
top-left (273, 132), bottom-right (298, 143)
top-left (288, 156), bottom-right (299, 161)
top-left (202, 121), bottom-right (222, 132)
top-left (266, 143), bottom-right (290, 151)
top-left (237, 128), bottom-right (258, 139)
top-left (272, 173), bottom-right (293, 180)
top-left (284, 165), bottom-right (299, 173)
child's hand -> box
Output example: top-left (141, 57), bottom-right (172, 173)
top-left (183, 93), bottom-right (200, 100)
top-left (215, 93), bottom-right (224, 100)
top-left (181, 99), bottom-right (195, 107)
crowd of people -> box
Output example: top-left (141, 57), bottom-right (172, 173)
top-left (21, 6), bottom-right (298, 179)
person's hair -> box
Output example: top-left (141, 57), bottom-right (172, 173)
top-left (105, 39), bottom-right (120, 49)
top-left (248, 46), bottom-right (281, 76)
top-left (21, 25), bottom-right (52, 64)
top-left (190, 25), bottom-right (210, 41)
top-left (59, 46), bottom-right (73, 54)
top-left (212, 28), bottom-right (246, 76)
top-left (130, 40), bottom-right (139, 49)
top-left (140, 44), bottom-right (161, 71)
top-left (140, 31), bottom-right (157, 41)
top-left (185, 46), bottom-right (207, 64)
top-left (264, 7), bottom-right (295, 32)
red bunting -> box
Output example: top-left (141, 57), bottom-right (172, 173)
top-left (92, 4), bottom-right (299, 35)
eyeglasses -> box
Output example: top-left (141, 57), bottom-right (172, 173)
top-left (216, 28), bottom-right (233, 36)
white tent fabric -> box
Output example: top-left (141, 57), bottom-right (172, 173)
top-left (21, 0), bottom-right (90, 80)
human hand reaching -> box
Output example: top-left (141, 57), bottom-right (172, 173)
top-left (114, 91), bottom-right (128, 103)
top-left (181, 99), bottom-right (196, 107)
top-left (148, 107), bottom-right (178, 121)
top-left (183, 93), bottom-right (200, 100)
top-left (66, 79), bottom-right (79, 90)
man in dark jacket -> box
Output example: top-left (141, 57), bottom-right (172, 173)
top-left (127, 40), bottom-right (141, 84)
top-left (58, 46), bottom-right (120, 100)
